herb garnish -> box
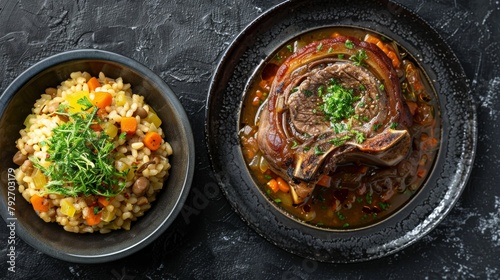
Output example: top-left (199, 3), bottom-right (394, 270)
top-left (314, 146), bottom-right (324, 155)
top-left (345, 40), bottom-right (354, 49)
top-left (350, 49), bottom-right (368, 67)
top-left (321, 81), bottom-right (357, 122)
top-left (31, 97), bottom-right (126, 197)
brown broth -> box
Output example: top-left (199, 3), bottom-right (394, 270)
top-left (239, 27), bottom-right (440, 229)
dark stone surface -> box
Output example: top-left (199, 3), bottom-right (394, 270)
top-left (0, 0), bottom-right (498, 279)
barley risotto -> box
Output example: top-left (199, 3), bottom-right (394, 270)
top-left (12, 71), bottom-right (173, 234)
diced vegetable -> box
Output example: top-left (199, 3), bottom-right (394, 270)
top-left (60, 198), bottom-right (76, 217)
top-left (276, 177), bottom-right (290, 193)
top-left (145, 109), bottom-right (162, 128)
top-left (32, 168), bottom-right (47, 189)
top-left (267, 179), bottom-right (279, 193)
top-left (120, 116), bottom-right (137, 135)
top-left (102, 122), bottom-right (118, 138)
top-left (316, 175), bottom-right (332, 187)
top-left (98, 196), bottom-right (112, 207)
top-left (66, 90), bottom-right (91, 113)
top-left (101, 208), bottom-right (117, 223)
top-left (115, 92), bottom-right (127, 106)
top-left (87, 77), bottom-right (101, 92)
top-left (143, 131), bottom-right (162, 151)
top-left (85, 207), bottom-right (102, 226)
top-left (92, 91), bottom-right (113, 109)
top-left (30, 194), bottom-right (49, 212)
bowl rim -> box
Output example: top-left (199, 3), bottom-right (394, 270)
top-left (0, 49), bottom-right (195, 263)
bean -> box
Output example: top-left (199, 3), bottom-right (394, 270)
top-left (24, 144), bottom-right (35, 154)
top-left (132, 177), bottom-right (150, 196)
top-left (134, 106), bottom-right (148, 119)
top-left (13, 151), bottom-right (27, 165)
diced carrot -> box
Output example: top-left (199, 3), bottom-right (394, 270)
top-left (276, 177), bottom-right (290, 193)
top-left (120, 116), bottom-right (137, 135)
top-left (87, 77), bottom-right (101, 92)
top-left (97, 196), bottom-right (112, 207)
top-left (143, 131), bottom-right (162, 151)
top-left (316, 175), bottom-right (331, 187)
top-left (92, 91), bottom-right (113, 109)
top-left (85, 207), bottom-right (102, 226)
top-left (406, 101), bottom-right (418, 116)
top-left (267, 179), bottom-right (279, 193)
top-left (30, 194), bottom-right (49, 212)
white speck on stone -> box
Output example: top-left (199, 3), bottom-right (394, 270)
top-left (479, 77), bottom-right (500, 120)
top-left (478, 196), bottom-right (500, 247)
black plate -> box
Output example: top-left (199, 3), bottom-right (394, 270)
top-left (205, 0), bottom-right (476, 262)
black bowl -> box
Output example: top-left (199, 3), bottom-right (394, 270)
top-left (206, 0), bottom-right (477, 262)
top-left (0, 49), bottom-right (195, 263)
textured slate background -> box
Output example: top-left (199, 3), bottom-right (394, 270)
top-left (0, 0), bottom-right (498, 279)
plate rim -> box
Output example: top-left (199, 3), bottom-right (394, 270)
top-left (205, 0), bottom-right (477, 263)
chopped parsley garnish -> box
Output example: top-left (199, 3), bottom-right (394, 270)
top-left (314, 146), bottom-right (324, 155)
top-left (328, 47), bottom-right (333, 54)
top-left (342, 223), bottom-right (350, 228)
top-left (345, 40), bottom-right (354, 49)
top-left (336, 211), bottom-right (346, 220)
top-left (365, 193), bottom-right (373, 204)
top-left (317, 85), bottom-right (325, 97)
top-left (372, 123), bottom-right (382, 131)
top-left (303, 146), bottom-right (311, 151)
top-left (264, 175), bottom-right (273, 180)
top-left (291, 87), bottom-right (299, 93)
top-left (390, 122), bottom-right (398, 129)
top-left (286, 44), bottom-right (293, 53)
top-left (349, 49), bottom-right (368, 67)
top-left (338, 54), bottom-right (345, 59)
top-left (332, 122), bottom-right (347, 134)
top-left (317, 42), bottom-right (323, 51)
top-left (359, 84), bottom-right (366, 91)
top-left (291, 141), bottom-right (299, 149)
top-left (379, 202), bottom-right (390, 210)
top-left (352, 130), bottom-right (366, 144)
top-left (328, 135), bottom-right (352, 146)
top-left (274, 198), bottom-right (282, 203)
top-left (321, 81), bottom-right (357, 122)
top-left (31, 97), bottom-right (126, 197)
top-left (358, 101), bottom-right (365, 108)
top-left (379, 84), bottom-right (385, 91)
